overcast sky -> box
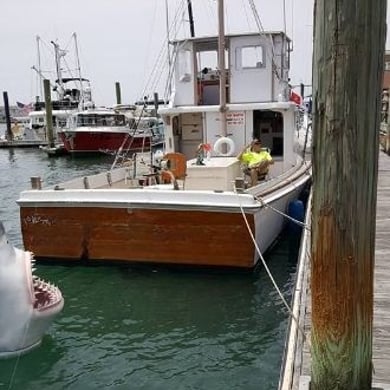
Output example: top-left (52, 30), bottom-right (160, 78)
top-left (0, 0), bottom-right (388, 106)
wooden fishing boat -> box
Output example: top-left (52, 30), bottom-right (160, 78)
top-left (18, 3), bottom-right (311, 268)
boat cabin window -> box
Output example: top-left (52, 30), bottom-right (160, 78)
top-left (76, 114), bottom-right (126, 127)
top-left (237, 45), bottom-right (265, 69)
top-left (135, 119), bottom-right (156, 133)
top-left (55, 117), bottom-right (67, 128)
top-left (196, 50), bottom-right (228, 105)
top-left (178, 49), bottom-right (192, 82)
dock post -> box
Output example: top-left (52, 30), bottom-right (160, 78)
top-left (115, 82), bottom-right (122, 105)
top-left (311, 1), bottom-right (386, 389)
top-left (2, 91), bottom-right (12, 141)
top-left (30, 176), bottom-right (42, 190)
top-left (153, 92), bottom-right (159, 117)
top-left (43, 79), bottom-right (55, 148)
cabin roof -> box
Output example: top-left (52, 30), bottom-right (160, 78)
top-left (171, 31), bottom-right (291, 46)
top-left (159, 101), bottom-right (297, 115)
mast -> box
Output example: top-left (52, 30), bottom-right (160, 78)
top-left (187, 0), bottom-right (195, 38)
top-left (165, 0), bottom-right (172, 97)
top-left (51, 40), bottom-right (65, 100)
top-left (36, 36), bottom-right (43, 99)
top-left (218, 0), bottom-right (227, 137)
top-left (73, 32), bottom-right (85, 108)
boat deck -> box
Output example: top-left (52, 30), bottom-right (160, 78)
top-left (280, 150), bottom-right (390, 390)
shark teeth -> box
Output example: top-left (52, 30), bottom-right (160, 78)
top-left (29, 253), bottom-right (62, 311)
top-left (33, 275), bottom-right (62, 311)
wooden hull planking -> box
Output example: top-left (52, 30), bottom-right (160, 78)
top-left (20, 207), bottom-right (257, 268)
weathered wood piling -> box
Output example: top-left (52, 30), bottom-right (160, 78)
top-left (311, 0), bottom-right (387, 389)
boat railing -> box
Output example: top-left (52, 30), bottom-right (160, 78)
top-left (49, 168), bottom-right (129, 190)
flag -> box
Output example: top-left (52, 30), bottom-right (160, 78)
top-left (16, 102), bottom-right (33, 115)
top-left (290, 90), bottom-right (302, 106)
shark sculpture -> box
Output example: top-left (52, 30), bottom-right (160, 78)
top-left (0, 221), bottom-right (64, 358)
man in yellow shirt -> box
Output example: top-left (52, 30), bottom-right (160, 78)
top-left (237, 138), bottom-right (274, 186)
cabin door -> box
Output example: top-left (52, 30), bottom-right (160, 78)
top-left (178, 113), bottom-right (203, 160)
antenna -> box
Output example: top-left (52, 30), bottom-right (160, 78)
top-left (36, 36), bottom-right (43, 98)
top-left (73, 32), bottom-right (86, 108)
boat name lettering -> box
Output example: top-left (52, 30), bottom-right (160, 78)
top-left (24, 216), bottom-right (52, 225)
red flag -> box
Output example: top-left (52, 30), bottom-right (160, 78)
top-left (290, 90), bottom-right (302, 105)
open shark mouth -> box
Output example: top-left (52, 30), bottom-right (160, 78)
top-left (0, 221), bottom-right (64, 357)
top-left (25, 252), bottom-right (63, 312)
top-left (31, 261), bottom-right (63, 311)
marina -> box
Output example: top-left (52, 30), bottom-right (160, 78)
top-left (1, 0), bottom-right (390, 388)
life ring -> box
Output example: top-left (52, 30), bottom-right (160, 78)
top-left (213, 137), bottom-right (235, 157)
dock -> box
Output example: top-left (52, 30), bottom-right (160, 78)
top-left (0, 140), bottom-right (46, 148)
top-left (280, 150), bottom-right (390, 390)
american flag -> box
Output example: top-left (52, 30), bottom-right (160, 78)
top-left (16, 101), bottom-right (33, 115)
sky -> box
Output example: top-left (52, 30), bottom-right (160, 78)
top-left (0, 0), bottom-right (388, 107)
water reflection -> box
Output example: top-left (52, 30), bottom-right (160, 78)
top-left (8, 148), bottom-right (15, 163)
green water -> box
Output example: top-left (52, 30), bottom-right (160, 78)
top-left (0, 146), bottom-right (300, 390)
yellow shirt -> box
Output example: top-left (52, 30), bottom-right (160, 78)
top-left (240, 149), bottom-right (272, 168)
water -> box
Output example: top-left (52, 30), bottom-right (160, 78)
top-left (0, 139), bottom-right (300, 390)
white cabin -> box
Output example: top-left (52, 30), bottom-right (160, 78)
top-left (160, 31), bottom-right (300, 171)
top-left (171, 31), bottom-right (291, 106)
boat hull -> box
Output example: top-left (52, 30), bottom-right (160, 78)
top-left (59, 131), bottom-right (151, 153)
top-left (20, 207), bottom-right (257, 267)
top-left (19, 177), bottom-right (308, 268)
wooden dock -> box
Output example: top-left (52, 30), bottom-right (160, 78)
top-left (279, 150), bottom-right (390, 390)
top-left (0, 140), bottom-right (46, 148)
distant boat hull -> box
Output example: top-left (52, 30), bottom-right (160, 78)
top-left (59, 129), bottom-right (151, 154)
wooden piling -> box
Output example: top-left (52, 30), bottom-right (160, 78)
top-left (2, 91), bottom-right (12, 141)
top-left (153, 92), bottom-right (159, 116)
top-left (43, 79), bottom-right (55, 148)
top-left (311, 1), bottom-right (387, 389)
top-left (115, 82), bottom-right (121, 105)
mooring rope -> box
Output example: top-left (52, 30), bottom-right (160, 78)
top-left (7, 317), bottom-right (33, 390)
top-left (254, 194), bottom-right (309, 230)
top-left (234, 186), bottom-right (307, 341)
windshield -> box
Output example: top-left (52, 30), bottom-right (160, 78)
top-left (76, 114), bottom-right (126, 127)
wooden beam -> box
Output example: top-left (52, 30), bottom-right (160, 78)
top-left (311, 0), bottom-right (387, 389)
top-left (43, 79), bottom-right (55, 148)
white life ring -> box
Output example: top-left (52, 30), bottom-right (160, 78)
top-left (213, 137), bottom-right (235, 157)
